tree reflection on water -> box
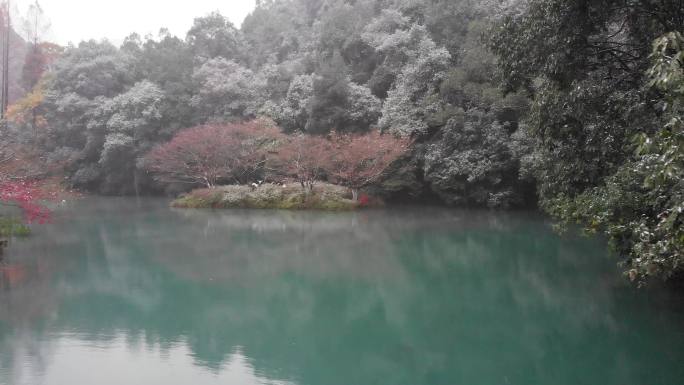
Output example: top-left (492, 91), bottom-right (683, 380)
top-left (0, 197), bottom-right (682, 385)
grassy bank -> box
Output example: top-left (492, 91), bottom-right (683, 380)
top-left (0, 215), bottom-right (31, 237)
top-left (172, 183), bottom-right (367, 211)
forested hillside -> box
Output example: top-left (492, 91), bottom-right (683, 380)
top-left (4, 0), bottom-right (534, 207)
top-left (490, 0), bottom-right (683, 283)
top-left (1, 0), bottom-right (682, 283)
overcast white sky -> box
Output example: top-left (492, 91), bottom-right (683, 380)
top-left (12, 0), bottom-right (257, 45)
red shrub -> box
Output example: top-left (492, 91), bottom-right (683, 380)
top-left (145, 120), bottom-right (283, 188)
top-left (325, 131), bottom-right (411, 200)
top-left (0, 181), bottom-right (52, 223)
top-left (270, 134), bottom-right (331, 190)
top-left (0, 146), bottom-right (61, 224)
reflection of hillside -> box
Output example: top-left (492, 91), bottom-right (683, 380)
top-left (0, 255), bottom-right (66, 325)
top-left (0, 334), bottom-right (294, 385)
top-left (0, 198), bottom-right (683, 385)
top-left (153, 208), bottom-right (409, 283)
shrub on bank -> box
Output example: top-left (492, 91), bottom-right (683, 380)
top-left (145, 121), bottom-right (410, 205)
top-left (171, 183), bottom-right (376, 211)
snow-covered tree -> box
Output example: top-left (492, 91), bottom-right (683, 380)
top-left (372, 25), bottom-right (451, 136)
top-left (191, 58), bottom-right (266, 122)
top-left (269, 73), bottom-right (314, 132)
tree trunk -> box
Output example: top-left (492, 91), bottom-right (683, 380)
top-left (351, 189), bottom-right (359, 201)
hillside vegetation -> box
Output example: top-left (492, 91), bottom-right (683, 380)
top-left (0, 0), bottom-right (682, 284)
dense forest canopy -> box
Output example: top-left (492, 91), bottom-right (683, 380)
top-left (3, 0), bottom-right (535, 208)
top-left (491, 0), bottom-right (684, 283)
top-left (0, 0), bottom-right (682, 285)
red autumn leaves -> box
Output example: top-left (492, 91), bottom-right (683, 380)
top-left (0, 181), bottom-right (52, 224)
top-left (0, 150), bottom-right (60, 224)
top-left (145, 121), bottom-right (283, 188)
top-left (145, 120), bottom-right (411, 197)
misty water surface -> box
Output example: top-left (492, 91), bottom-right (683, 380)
top-left (0, 197), bottom-right (683, 385)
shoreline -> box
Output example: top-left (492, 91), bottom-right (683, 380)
top-left (171, 183), bottom-right (370, 211)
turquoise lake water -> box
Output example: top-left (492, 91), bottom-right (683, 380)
top-left (0, 197), bottom-right (683, 385)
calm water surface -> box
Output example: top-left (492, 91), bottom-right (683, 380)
top-left (0, 197), bottom-right (683, 385)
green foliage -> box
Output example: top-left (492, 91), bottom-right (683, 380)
top-left (377, 25), bottom-right (451, 136)
top-left (268, 74), bottom-right (314, 132)
top-left (242, 0), bottom-right (312, 66)
top-left (491, 0), bottom-right (684, 283)
top-left (32, 1), bottom-right (533, 207)
top-left (306, 52), bottom-right (381, 134)
top-left (81, 80), bottom-right (167, 194)
top-left (423, 113), bottom-right (531, 208)
top-left (48, 41), bottom-right (135, 99)
top-left (186, 12), bottom-right (248, 62)
top-left (191, 58), bottom-right (266, 122)
top-left (306, 52), bottom-right (351, 134)
top-left (136, 31), bottom-right (196, 131)
top-left (0, 216), bottom-right (31, 237)
top-left (346, 83), bottom-right (382, 131)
